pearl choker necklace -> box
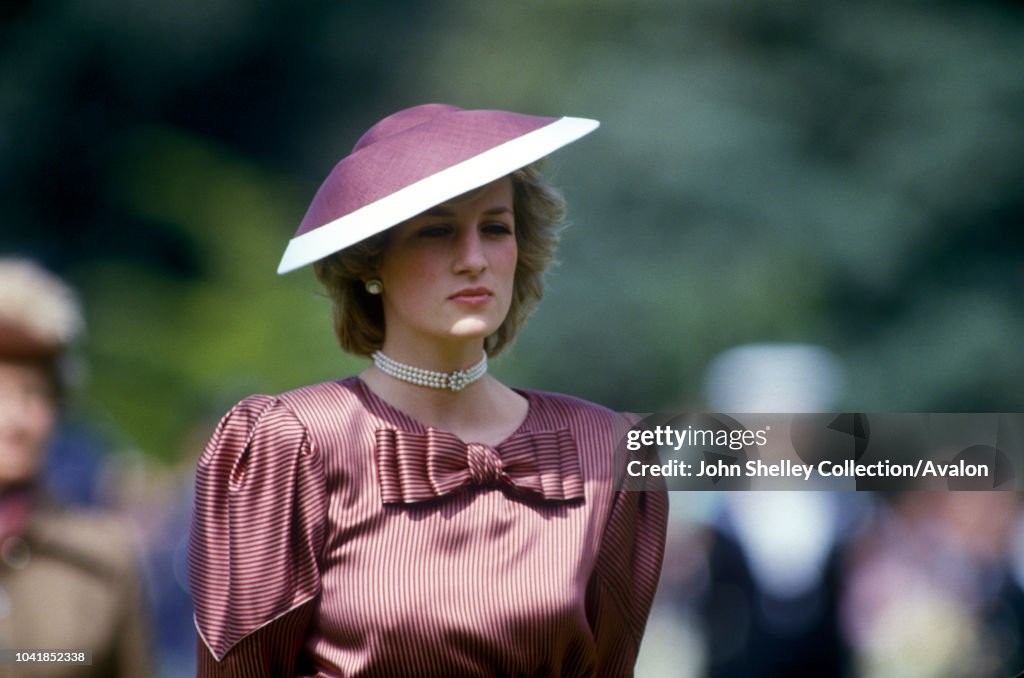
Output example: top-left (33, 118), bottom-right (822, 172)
top-left (371, 350), bottom-right (487, 392)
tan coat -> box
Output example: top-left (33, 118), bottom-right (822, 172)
top-left (0, 501), bottom-right (151, 678)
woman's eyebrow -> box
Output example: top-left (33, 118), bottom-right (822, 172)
top-left (421, 205), bottom-right (513, 217)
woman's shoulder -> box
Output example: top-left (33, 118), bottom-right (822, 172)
top-left (518, 387), bottom-right (627, 417)
top-left (215, 377), bottom-right (367, 429)
top-left (276, 375), bottom-right (364, 406)
top-left (519, 388), bottom-right (637, 437)
top-left (201, 378), bottom-right (375, 463)
top-left (195, 388), bottom-right (330, 527)
top-left (519, 388), bottom-right (612, 413)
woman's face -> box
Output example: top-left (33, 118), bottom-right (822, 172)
top-left (0, 360), bottom-right (57, 486)
top-left (377, 177), bottom-right (517, 353)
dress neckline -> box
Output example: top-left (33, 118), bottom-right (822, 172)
top-left (349, 376), bottom-right (538, 448)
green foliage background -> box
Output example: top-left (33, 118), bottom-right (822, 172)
top-left (2, 0), bottom-right (1022, 463)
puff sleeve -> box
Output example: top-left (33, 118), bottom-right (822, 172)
top-left (586, 473), bottom-right (668, 676)
top-left (189, 395), bottom-right (327, 676)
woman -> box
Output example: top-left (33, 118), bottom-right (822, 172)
top-left (189, 104), bottom-right (667, 677)
top-left (0, 258), bottom-right (151, 677)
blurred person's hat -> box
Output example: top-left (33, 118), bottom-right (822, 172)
top-left (0, 258), bottom-right (84, 369)
top-left (277, 103), bottom-right (599, 274)
top-left (702, 343), bottom-right (847, 600)
top-left (704, 343), bottom-right (844, 413)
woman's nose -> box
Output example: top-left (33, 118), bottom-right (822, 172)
top-left (453, 229), bottom-right (487, 274)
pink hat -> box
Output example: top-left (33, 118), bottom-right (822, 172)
top-left (277, 104), bottom-right (599, 274)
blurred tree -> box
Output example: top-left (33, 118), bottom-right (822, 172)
top-left (0, 1), bottom-right (431, 459)
top-left (407, 0), bottom-right (1024, 411)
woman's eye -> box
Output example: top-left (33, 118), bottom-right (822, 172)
top-left (483, 222), bottom-right (513, 235)
top-left (416, 225), bottom-right (451, 238)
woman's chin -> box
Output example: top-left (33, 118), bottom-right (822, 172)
top-left (0, 452), bottom-right (41, 486)
top-left (448, 317), bottom-right (496, 339)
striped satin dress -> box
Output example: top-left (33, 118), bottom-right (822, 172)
top-left (189, 377), bottom-right (667, 677)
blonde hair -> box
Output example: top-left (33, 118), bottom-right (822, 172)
top-left (314, 162), bottom-right (566, 357)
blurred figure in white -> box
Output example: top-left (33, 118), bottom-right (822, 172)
top-left (640, 342), bottom-right (859, 677)
top-left (703, 343), bottom-right (855, 676)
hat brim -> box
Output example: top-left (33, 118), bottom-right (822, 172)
top-left (277, 115), bottom-right (598, 274)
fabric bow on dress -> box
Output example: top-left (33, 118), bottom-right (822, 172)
top-left (375, 428), bottom-right (585, 504)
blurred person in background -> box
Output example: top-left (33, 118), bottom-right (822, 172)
top-left (841, 491), bottom-right (1024, 677)
top-left (702, 344), bottom-right (852, 677)
top-left (649, 343), bottom-right (1024, 677)
top-left (640, 344), bottom-right (857, 677)
top-left (189, 104), bottom-right (668, 676)
top-left (0, 258), bottom-right (151, 677)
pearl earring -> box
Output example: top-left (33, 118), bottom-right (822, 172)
top-left (365, 279), bottom-right (383, 295)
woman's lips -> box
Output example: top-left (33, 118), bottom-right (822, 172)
top-left (449, 287), bottom-right (493, 305)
